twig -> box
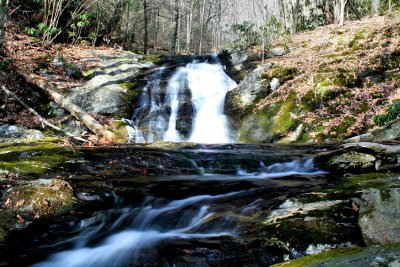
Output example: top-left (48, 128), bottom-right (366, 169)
top-left (1, 85), bottom-right (87, 143)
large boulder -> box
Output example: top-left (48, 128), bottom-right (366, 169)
top-left (358, 188), bottom-right (400, 245)
top-left (0, 125), bottom-right (45, 141)
top-left (66, 53), bottom-right (146, 116)
top-left (224, 63), bottom-right (272, 118)
top-left (3, 179), bottom-right (77, 219)
top-left (314, 142), bottom-right (400, 174)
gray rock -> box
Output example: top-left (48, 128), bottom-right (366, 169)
top-left (224, 63), bottom-right (272, 117)
top-left (65, 52), bottom-right (145, 115)
top-left (230, 50), bottom-right (249, 67)
top-left (0, 124), bottom-right (45, 140)
top-left (267, 47), bottom-right (288, 58)
top-left (64, 120), bottom-right (88, 136)
top-left (358, 188), bottom-right (400, 245)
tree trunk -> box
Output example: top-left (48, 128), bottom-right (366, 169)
top-left (371, 0), bottom-right (380, 16)
top-left (143, 0), bottom-right (148, 54)
top-left (293, 0), bottom-right (301, 33)
top-left (339, 0), bottom-right (346, 26)
top-left (20, 73), bottom-right (116, 142)
top-left (389, 0), bottom-right (392, 13)
top-left (106, 0), bottom-right (126, 40)
top-left (261, 0), bottom-right (266, 64)
top-left (0, 0), bottom-right (9, 52)
top-left (198, 0), bottom-right (206, 55)
top-left (171, 0), bottom-right (180, 55)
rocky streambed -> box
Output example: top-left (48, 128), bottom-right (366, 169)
top-left (0, 141), bottom-right (399, 266)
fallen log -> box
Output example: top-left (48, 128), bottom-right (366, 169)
top-left (18, 72), bottom-right (116, 142)
top-left (1, 85), bottom-right (87, 143)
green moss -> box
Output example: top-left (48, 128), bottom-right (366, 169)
top-left (0, 210), bottom-right (17, 229)
top-left (140, 54), bottom-right (162, 63)
top-left (0, 142), bottom-right (79, 176)
top-left (348, 29), bottom-right (366, 49)
top-left (83, 68), bottom-right (101, 79)
top-left (261, 65), bottom-right (299, 85)
top-left (270, 93), bottom-right (298, 136)
top-left (270, 247), bottom-right (362, 267)
top-left (337, 35), bottom-right (344, 46)
top-left (7, 179), bottom-right (76, 217)
top-left (239, 92), bottom-right (299, 143)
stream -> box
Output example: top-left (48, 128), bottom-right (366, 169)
top-left (2, 144), bottom-right (335, 266)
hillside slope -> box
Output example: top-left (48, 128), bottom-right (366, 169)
top-left (227, 13), bottom-right (400, 144)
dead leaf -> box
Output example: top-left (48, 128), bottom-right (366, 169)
top-left (16, 214), bottom-right (25, 223)
top-left (5, 198), bottom-right (12, 208)
top-left (15, 199), bottom-right (25, 209)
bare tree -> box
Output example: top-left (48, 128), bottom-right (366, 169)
top-left (339, 0), bottom-right (348, 26)
top-left (0, 0), bottom-right (9, 52)
top-left (143, 0), bottom-right (148, 54)
top-left (170, 0), bottom-right (180, 55)
top-left (371, 0), bottom-right (380, 16)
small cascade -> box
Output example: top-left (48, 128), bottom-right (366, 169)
top-left (130, 67), bottom-right (168, 143)
top-left (130, 58), bottom-right (236, 144)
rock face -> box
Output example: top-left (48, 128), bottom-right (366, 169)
top-left (66, 51), bottom-right (149, 116)
top-left (224, 64), bottom-right (272, 119)
top-left (358, 188), bottom-right (400, 245)
top-left (314, 142), bottom-right (400, 174)
top-left (0, 125), bottom-right (45, 141)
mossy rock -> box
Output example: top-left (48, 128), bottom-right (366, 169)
top-left (4, 179), bottom-right (77, 218)
top-left (261, 65), bottom-right (299, 85)
top-left (270, 247), bottom-right (362, 267)
top-left (239, 92), bottom-right (299, 143)
top-left (0, 142), bottom-right (79, 176)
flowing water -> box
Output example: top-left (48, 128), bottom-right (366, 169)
top-left (129, 60), bottom-right (236, 144)
top-left (1, 57), bottom-right (341, 267)
top-left (2, 144), bottom-right (334, 267)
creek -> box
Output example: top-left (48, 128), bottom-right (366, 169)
top-left (2, 58), bottom-right (351, 267)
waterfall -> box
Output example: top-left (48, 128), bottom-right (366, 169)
top-left (130, 59), bottom-right (236, 144)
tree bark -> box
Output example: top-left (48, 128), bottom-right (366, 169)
top-left (371, 0), bottom-right (380, 16)
top-left (171, 0), bottom-right (179, 55)
top-left (339, 0), bottom-right (347, 26)
top-left (20, 72), bottom-right (116, 142)
top-left (198, 0), bottom-right (206, 55)
top-left (143, 0), bottom-right (148, 54)
top-left (0, 0), bottom-right (9, 52)
top-left (292, 0), bottom-right (300, 33)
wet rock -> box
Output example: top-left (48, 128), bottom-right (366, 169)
top-left (358, 188), bottom-right (400, 245)
top-left (176, 85), bottom-right (195, 138)
top-left (260, 195), bottom-right (363, 259)
top-left (3, 179), bottom-right (77, 219)
top-left (0, 125), bottom-right (45, 141)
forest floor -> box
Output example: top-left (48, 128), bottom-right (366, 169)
top-left (248, 12), bottom-right (400, 142)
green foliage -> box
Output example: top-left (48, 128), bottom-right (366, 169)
top-left (263, 16), bottom-right (286, 42)
top-left (374, 100), bottom-right (400, 125)
top-left (24, 23), bottom-right (60, 39)
top-left (0, 59), bottom-right (10, 70)
top-left (297, 6), bottom-right (325, 32)
top-left (68, 12), bottom-right (93, 44)
top-left (229, 21), bottom-right (260, 49)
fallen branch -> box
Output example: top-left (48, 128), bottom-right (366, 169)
top-left (17, 72), bottom-right (116, 142)
top-left (1, 85), bottom-right (87, 143)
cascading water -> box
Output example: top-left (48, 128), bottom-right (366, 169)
top-left (130, 59), bottom-right (236, 144)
